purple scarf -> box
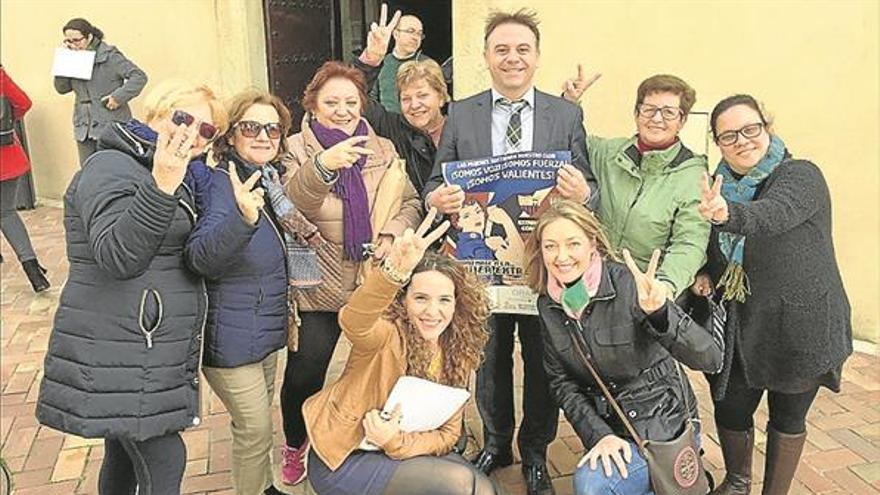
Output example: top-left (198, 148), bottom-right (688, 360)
top-left (309, 118), bottom-right (373, 260)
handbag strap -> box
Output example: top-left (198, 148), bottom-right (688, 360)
top-left (565, 322), bottom-right (646, 447)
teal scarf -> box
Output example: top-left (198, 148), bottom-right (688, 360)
top-left (715, 135), bottom-right (787, 302)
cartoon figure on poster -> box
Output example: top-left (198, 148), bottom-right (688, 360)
top-left (441, 151), bottom-right (569, 312)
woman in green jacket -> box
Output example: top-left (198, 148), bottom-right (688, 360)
top-left (566, 73), bottom-right (709, 298)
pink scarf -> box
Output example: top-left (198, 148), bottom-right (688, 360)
top-left (547, 250), bottom-right (603, 319)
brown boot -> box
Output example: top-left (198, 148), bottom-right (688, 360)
top-left (762, 425), bottom-right (807, 495)
top-left (711, 426), bottom-right (753, 494)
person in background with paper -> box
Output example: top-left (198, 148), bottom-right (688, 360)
top-left (524, 200), bottom-right (722, 495)
top-left (562, 72), bottom-right (709, 302)
top-left (53, 18), bottom-right (147, 166)
top-left (302, 209), bottom-right (496, 495)
top-left (421, 10), bottom-right (598, 495)
top-left (0, 65), bottom-right (51, 292)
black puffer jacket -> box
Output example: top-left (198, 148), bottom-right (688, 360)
top-left (36, 123), bottom-right (206, 441)
top-left (538, 261), bottom-right (722, 449)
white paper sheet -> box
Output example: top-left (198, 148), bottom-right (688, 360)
top-left (358, 376), bottom-right (470, 451)
top-left (51, 48), bottom-right (95, 80)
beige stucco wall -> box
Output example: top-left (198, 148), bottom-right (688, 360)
top-left (0, 0), bottom-right (268, 200)
top-left (453, 0), bottom-right (880, 343)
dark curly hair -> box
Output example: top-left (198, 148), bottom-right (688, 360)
top-left (385, 252), bottom-right (491, 388)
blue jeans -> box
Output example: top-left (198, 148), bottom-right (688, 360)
top-left (573, 430), bottom-right (703, 495)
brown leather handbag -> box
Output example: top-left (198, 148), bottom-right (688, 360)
top-left (567, 327), bottom-right (710, 495)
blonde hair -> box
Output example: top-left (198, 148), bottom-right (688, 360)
top-left (142, 80), bottom-right (228, 134)
top-left (396, 59), bottom-right (450, 105)
top-left (524, 199), bottom-right (617, 295)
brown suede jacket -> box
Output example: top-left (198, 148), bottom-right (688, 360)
top-left (302, 269), bottom-right (463, 471)
top-left (283, 115), bottom-right (423, 312)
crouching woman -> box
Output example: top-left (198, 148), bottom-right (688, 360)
top-left (525, 200), bottom-right (722, 495)
top-left (303, 210), bottom-right (496, 495)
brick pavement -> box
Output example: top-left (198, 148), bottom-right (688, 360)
top-left (1, 205), bottom-right (878, 495)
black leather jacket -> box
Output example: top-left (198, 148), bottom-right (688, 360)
top-left (538, 261), bottom-right (722, 449)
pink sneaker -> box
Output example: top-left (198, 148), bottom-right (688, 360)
top-left (281, 440), bottom-right (309, 485)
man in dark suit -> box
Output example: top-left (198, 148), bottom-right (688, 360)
top-left (422, 9), bottom-right (597, 495)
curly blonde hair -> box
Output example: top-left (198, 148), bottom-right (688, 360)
top-left (385, 252), bottom-right (490, 388)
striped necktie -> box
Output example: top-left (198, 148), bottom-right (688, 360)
top-left (497, 98), bottom-right (527, 152)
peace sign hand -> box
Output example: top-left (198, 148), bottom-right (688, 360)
top-left (229, 162), bottom-right (264, 225)
top-left (562, 64), bottom-right (602, 103)
top-left (384, 208), bottom-right (450, 278)
top-left (153, 122), bottom-right (198, 195)
top-left (699, 172), bottom-right (729, 223)
top-left (365, 3), bottom-right (402, 62)
top-left (623, 248), bottom-right (667, 314)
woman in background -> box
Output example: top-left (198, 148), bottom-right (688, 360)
top-left (0, 64), bottom-right (50, 292)
top-left (54, 17), bottom-right (147, 165)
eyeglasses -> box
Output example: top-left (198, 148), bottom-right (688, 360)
top-left (172, 110), bottom-right (219, 141)
top-left (636, 104), bottom-right (683, 121)
top-left (235, 121), bottom-right (283, 140)
top-left (395, 28), bottom-right (425, 40)
top-left (715, 123), bottom-right (765, 147)
top-left (63, 36), bottom-right (86, 46)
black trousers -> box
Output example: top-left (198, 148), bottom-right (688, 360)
top-left (711, 358), bottom-right (819, 435)
top-left (475, 313), bottom-right (557, 465)
top-left (280, 311), bottom-right (342, 447)
top-left (98, 432), bottom-right (187, 495)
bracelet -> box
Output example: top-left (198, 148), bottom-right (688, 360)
top-left (313, 152), bottom-right (338, 184)
top-left (381, 258), bottom-right (411, 285)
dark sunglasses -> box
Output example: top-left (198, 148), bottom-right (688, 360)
top-left (236, 120), bottom-right (283, 139)
top-left (171, 110), bottom-right (219, 141)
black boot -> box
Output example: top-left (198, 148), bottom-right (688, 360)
top-left (522, 463), bottom-right (555, 495)
top-left (711, 426), bottom-right (753, 494)
top-left (762, 426), bottom-right (807, 495)
top-left (22, 259), bottom-right (50, 293)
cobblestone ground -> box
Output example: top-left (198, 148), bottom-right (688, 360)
top-left (1, 205), bottom-right (878, 494)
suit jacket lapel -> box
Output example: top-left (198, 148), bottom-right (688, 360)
top-left (533, 89), bottom-right (554, 152)
top-left (474, 90), bottom-right (493, 157)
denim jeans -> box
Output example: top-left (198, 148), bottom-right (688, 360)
top-left (573, 430), bottom-right (703, 495)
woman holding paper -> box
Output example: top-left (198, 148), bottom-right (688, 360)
top-left (525, 200), bottom-right (722, 495)
top-left (303, 209), bottom-right (496, 495)
top-left (277, 60), bottom-right (422, 486)
top-left (54, 18), bottom-right (147, 165)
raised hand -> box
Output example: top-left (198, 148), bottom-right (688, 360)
top-left (556, 163), bottom-right (591, 203)
top-left (319, 136), bottom-right (374, 171)
top-left (229, 162), bottom-right (264, 225)
top-left (622, 248), bottom-right (667, 314)
top-left (427, 184), bottom-right (465, 214)
top-left (153, 122), bottom-right (198, 195)
top-left (384, 208), bottom-right (450, 277)
top-left (365, 3), bottom-right (402, 62)
top-left (562, 64), bottom-right (602, 103)
top-left (699, 172), bottom-right (728, 223)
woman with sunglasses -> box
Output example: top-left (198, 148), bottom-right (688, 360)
top-left (185, 89), bottom-right (294, 495)
top-left (563, 73), bottom-right (710, 302)
top-left (54, 18), bottom-right (147, 165)
top-left (36, 81), bottom-right (227, 495)
top-left (277, 60), bottom-right (422, 486)
top-left (696, 95), bottom-right (851, 495)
